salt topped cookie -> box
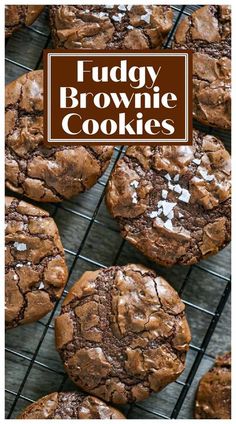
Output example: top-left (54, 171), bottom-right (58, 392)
top-left (106, 129), bottom-right (231, 266)
top-left (50, 5), bottom-right (173, 49)
top-left (5, 197), bottom-right (68, 329)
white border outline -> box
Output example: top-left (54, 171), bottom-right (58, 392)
top-left (47, 52), bottom-right (189, 143)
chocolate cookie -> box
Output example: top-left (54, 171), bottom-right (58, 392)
top-left (18, 392), bottom-right (126, 419)
top-left (173, 6), bottom-right (231, 129)
top-left (50, 5), bottom-right (173, 49)
top-left (55, 264), bottom-right (191, 404)
top-left (5, 70), bottom-right (113, 202)
top-left (5, 5), bottom-right (44, 37)
top-left (106, 130), bottom-right (231, 266)
top-left (5, 197), bottom-right (68, 329)
top-left (195, 352), bottom-right (231, 419)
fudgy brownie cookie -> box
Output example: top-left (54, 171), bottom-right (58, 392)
top-left (55, 264), bottom-right (191, 404)
top-left (195, 352), bottom-right (231, 419)
top-left (106, 130), bottom-right (231, 266)
top-left (18, 392), bottom-right (126, 419)
top-left (50, 5), bottom-right (173, 49)
top-left (5, 197), bottom-right (68, 329)
top-left (5, 70), bottom-right (113, 202)
top-left (173, 5), bottom-right (231, 129)
top-left (5, 5), bottom-right (44, 37)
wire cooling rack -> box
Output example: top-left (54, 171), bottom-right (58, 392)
top-left (5, 5), bottom-right (231, 419)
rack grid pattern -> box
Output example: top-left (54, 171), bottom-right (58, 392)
top-left (5, 5), bottom-right (231, 420)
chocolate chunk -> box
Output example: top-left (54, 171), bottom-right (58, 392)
top-left (5, 70), bottom-right (114, 202)
top-left (5, 5), bottom-right (44, 37)
top-left (5, 196), bottom-right (68, 329)
top-left (173, 5), bottom-right (231, 129)
top-left (50, 5), bottom-right (173, 49)
top-left (195, 352), bottom-right (231, 419)
top-left (106, 129), bottom-right (231, 266)
top-left (17, 391), bottom-right (126, 419)
top-left (55, 264), bottom-right (191, 404)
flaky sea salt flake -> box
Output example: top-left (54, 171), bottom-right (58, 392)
top-left (97, 12), bottom-right (108, 18)
top-left (130, 180), bottom-right (139, 188)
top-left (164, 219), bottom-right (173, 230)
top-left (164, 173), bottom-right (171, 181)
top-left (149, 211), bottom-right (159, 218)
top-left (168, 181), bottom-right (174, 190)
top-left (173, 174), bottom-right (180, 182)
top-left (162, 201), bottom-right (177, 217)
top-left (112, 13), bottom-right (124, 22)
top-left (13, 242), bottom-right (27, 251)
top-left (132, 192), bottom-right (138, 204)
top-left (161, 189), bottom-right (168, 199)
top-left (39, 282), bottom-right (45, 290)
top-left (174, 184), bottom-right (182, 194)
top-left (167, 210), bottom-right (174, 220)
top-left (141, 12), bottom-right (151, 24)
top-left (179, 189), bottom-right (191, 203)
top-left (198, 167), bottom-right (215, 182)
top-left (193, 158), bottom-right (201, 165)
top-left (118, 5), bottom-right (127, 11)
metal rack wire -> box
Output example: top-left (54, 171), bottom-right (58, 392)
top-left (5, 5), bottom-right (231, 419)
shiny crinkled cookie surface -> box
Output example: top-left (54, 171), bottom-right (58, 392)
top-left (5, 70), bottom-right (114, 203)
top-left (106, 129), bottom-right (231, 266)
top-left (195, 352), bottom-right (231, 419)
top-left (50, 5), bottom-right (173, 49)
top-left (173, 5), bottom-right (231, 129)
top-left (55, 264), bottom-right (191, 404)
top-left (5, 5), bottom-right (44, 37)
top-left (18, 392), bottom-right (126, 419)
top-left (5, 197), bottom-right (68, 329)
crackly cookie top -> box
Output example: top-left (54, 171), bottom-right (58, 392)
top-left (5, 5), bottom-right (44, 37)
top-left (106, 130), bottom-right (231, 266)
top-left (173, 5), bottom-right (231, 129)
top-left (5, 196), bottom-right (68, 329)
top-left (55, 264), bottom-right (191, 404)
top-left (50, 5), bottom-right (173, 49)
top-left (195, 352), bottom-right (231, 419)
top-left (5, 70), bottom-right (114, 203)
top-left (18, 392), bottom-right (126, 419)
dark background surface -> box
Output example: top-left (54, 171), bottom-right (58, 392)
top-left (5, 5), bottom-right (231, 419)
